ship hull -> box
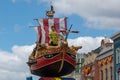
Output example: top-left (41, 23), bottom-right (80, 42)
top-left (31, 60), bottom-right (75, 77)
top-left (29, 52), bottom-right (76, 77)
top-left (27, 45), bottom-right (82, 77)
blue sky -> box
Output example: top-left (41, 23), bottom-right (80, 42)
top-left (0, 0), bottom-right (120, 80)
top-left (0, 0), bottom-right (44, 51)
top-left (0, 0), bottom-right (118, 51)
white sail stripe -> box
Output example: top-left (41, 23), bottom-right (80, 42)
top-left (33, 27), bottom-right (39, 42)
top-left (59, 18), bottom-right (65, 30)
top-left (38, 19), bottom-right (46, 45)
top-left (41, 20), bottom-right (46, 45)
top-left (38, 19), bottom-right (43, 26)
top-left (48, 18), bottom-right (54, 31)
top-left (41, 28), bottom-right (46, 44)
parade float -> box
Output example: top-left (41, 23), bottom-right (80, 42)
top-left (27, 5), bottom-right (82, 80)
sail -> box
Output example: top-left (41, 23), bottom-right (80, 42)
top-left (34, 26), bottom-right (44, 45)
top-left (37, 18), bottom-right (67, 33)
top-left (36, 18), bottom-right (67, 45)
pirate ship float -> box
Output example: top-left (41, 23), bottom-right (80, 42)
top-left (27, 5), bottom-right (82, 77)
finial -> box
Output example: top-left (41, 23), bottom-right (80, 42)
top-left (46, 2), bottom-right (55, 18)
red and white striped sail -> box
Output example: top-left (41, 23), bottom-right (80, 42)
top-left (35, 18), bottom-right (67, 45)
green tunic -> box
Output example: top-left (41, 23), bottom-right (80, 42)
top-left (49, 30), bottom-right (58, 45)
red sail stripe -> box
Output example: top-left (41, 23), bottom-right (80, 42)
top-left (54, 18), bottom-right (60, 33)
top-left (38, 26), bottom-right (42, 43)
top-left (64, 18), bottom-right (67, 35)
top-left (64, 17), bottom-right (67, 30)
top-left (43, 18), bottom-right (49, 45)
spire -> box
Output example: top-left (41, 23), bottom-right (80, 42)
top-left (101, 34), bottom-right (112, 47)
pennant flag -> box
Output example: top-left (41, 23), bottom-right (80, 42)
top-left (36, 18), bottom-right (67, 45)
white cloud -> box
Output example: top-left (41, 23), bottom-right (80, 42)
top-left (0, 36), bottom-right (105, 80)
top-left (42, 0), bottom-right (120, 30)
top-left (68, 36), bottom-right (104, 53)
top-left (0, 45), bottom-right (35, 80)
top-left (11, 0), bottom-right (120, 29)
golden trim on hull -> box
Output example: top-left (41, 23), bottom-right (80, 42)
top-left (28, 42), bottom-right (82, 61)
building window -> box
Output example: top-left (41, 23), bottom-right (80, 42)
top-left (106, 69), bottom-right (108, 80)
top-left (116, 47), bottom-right (120, 64)
top-left (101, 70), bottom-right (103, 80)
top-left (118, 72), bottom-right (120, 80)
top-left (116, 51), bottom-right (118, 64)
top-left (110, 67), bottom-right (113, 80)
top-left (119, 51), bottom-right (120, 63)
top-left (116, 71), bottom-right (120, 80)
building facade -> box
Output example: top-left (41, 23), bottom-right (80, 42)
top-left (96, 38), bottom-right (114, 80)
top-left (81, 48), bottom-right (100, 80)
top-left (73, 53), bottom-right (85, 80)
top-left (111, 32), bottom-right (120, 80)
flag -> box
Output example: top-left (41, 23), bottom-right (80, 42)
top-left (36, 18), bottom-right (67, 45)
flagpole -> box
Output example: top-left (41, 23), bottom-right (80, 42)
top-left (29, 26), bottom-right (37, 28)
top-left (65, 24), bottom-right (73, 40)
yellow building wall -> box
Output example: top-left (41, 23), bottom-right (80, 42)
top-left (84, 53), bottom-right (98, 65)
top-left (99, 60), bottom-right (114, 80)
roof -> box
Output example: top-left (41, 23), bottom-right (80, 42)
top-left (101, 38), bottom-right (113, 45)
top-left (93, 47), bottom-right (101, 53)
top-left (111, 31), bottom-right (120, 40)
